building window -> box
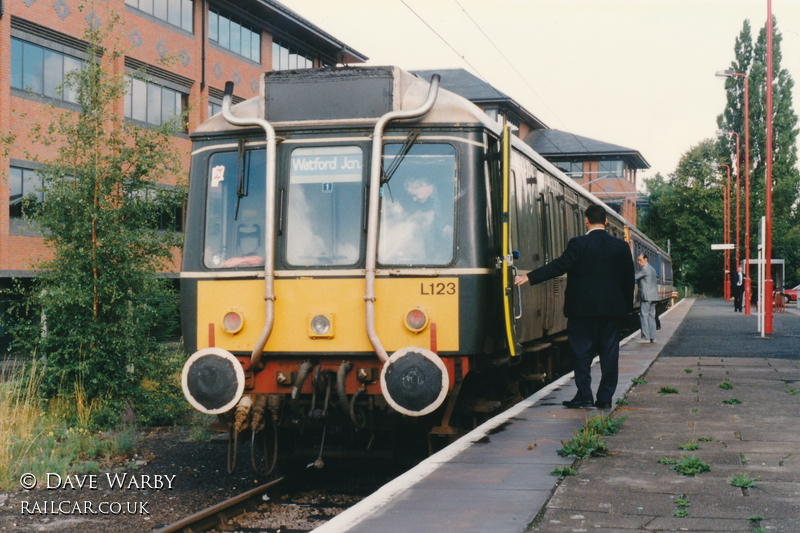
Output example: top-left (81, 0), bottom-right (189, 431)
top-left (599, 160), bottom-right (625, 179)
top-left (9, 166), bottom-right (43, 219)
top-left (208, 101), bottom-right (222, 118)
top-left (11, 38), bottom-right (84, 104)
top-left (126, 0), bottom-right (193, 33)
top-left (124, 76), bottom-right (186, 128)
top-left (557, 162), bottom-right (584, 179)
top-left (272, 41), bottom-right (314, 71)
top-left (209, 8), bottom-right (260, 62)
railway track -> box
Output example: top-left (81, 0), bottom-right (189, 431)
top-left (153, 458), bottom-right (412, 533)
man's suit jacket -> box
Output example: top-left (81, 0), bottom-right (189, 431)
top-left (635, 262), bottom-right (659, 302)
top-left (525, 229), bottom-right (635, 318)
top-left (732, 272), bottom-right (745, 296)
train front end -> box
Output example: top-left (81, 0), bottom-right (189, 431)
top-left (179, 67), bottom-right (498, 465)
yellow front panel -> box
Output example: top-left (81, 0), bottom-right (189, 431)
top-left (196, 277), bottom-right (459, 353)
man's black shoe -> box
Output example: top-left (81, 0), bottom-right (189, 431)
top-left (594, 400), bottom-right (612, 409)
top-left (562, 398), bottom-right (593, 408)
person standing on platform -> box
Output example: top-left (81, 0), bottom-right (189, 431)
top-left (514, 204), bottom-right (635, 409)
top-left (732, 265), bottom-right (744, 312)
top-left (635, 254), bottom-right (658, 343)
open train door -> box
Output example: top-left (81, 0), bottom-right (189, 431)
top-left (500, 125), bottom-right (522, 359)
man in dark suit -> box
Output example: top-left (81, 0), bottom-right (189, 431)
top-left (732, 265), bottom-right (744, 312)
top-left (514, 204), bottom-right (635, 409)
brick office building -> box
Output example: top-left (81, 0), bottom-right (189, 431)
top-left (0, 0), bottom-right (365, 340)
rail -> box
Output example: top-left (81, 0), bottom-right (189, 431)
top-left (152, 477), bottom-right (283, 533)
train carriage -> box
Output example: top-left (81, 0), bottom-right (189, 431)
top-left (179, 66), bottom-right (672, 469)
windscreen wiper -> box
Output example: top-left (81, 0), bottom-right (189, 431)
top-left (234, 139), bottom-right (249, 220)
top-left (381, 131), bottom-right (419, 186)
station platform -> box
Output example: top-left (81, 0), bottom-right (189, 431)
top-left (312, 298), bottom-right (800, 533)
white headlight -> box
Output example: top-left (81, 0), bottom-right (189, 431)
top-left (310, 314), bottom-right (331, 335)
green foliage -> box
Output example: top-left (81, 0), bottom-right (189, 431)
top-left (729, 473), bottom-right (756, 488)
top-left (723, 398), bottom-right (742, 405)
top-left (785, 387), bottom-right (799, 395)
top-left (673, 496), bottom-right (691, 517)
top-left (683, 368), bottom-right (693, 373)
top-left (657, 456), bottom-right (678, 465)
top-left (549, 466), bottom-right (578, 479)
top-left (631, 378), bottom-right (648, 385)
top-left (719, 381), bottom-right (734, 390)
top-left (718, 17), bottom-right (800, 286)
top-left (698, 436), bottom-right (714, 442)
top-left (671, 456), bottom-right (711, 476)
top-left (5, 9), bottom-right (186, 413)
top-left (615, 397), bottom-right (629, 406)
top-left (638, 141), bottom-right (725, 295)
top-left (584, 413), bottom-right (626, 436)
top-left (557, 427), bottom-right (609, 458)
top-left (658, 386), bottom-right (679, 395)
top-left (678, 441), bottom-right (700, 451)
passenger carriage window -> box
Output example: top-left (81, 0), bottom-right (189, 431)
top-left (204, 149), bottom-right (267, 268)
top-left (286, 146), bottom-right (364, 266)
top-left (378, 144), bottom-right (456, 266)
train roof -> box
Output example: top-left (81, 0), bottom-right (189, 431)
top-left (195, 66), bottom-right (500, 134)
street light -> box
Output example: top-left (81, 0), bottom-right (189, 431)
top-left (717, 68), bottom-right (752, 315)
top-left (719, 164), bottom-right (732, 301)
top-left (715, 129), bottom-right (740, 267)
top-left (765, 0), bottom-right (774, 333)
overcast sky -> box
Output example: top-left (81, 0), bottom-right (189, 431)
top-left (279, 0), bottom-right (800, 186)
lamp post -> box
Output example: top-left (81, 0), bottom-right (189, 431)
top-left (720, 164), bottom-right (731, 301)
top-left (765, 0), bottom-right (774, 333)
top-left (716, 129), bottom-right (741, 267)
top-left (716, 69), bottom-right (752, 314)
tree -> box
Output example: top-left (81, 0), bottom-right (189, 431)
top-left (717, 16), bottom-right (800, 285)
top-left (639, 140), bottom-right (725, 295)
top-left (10, 8), bottom-right (186, 413)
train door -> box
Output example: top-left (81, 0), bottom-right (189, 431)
top-left (500, 126), bottom-right (521, 357)
top-left (538, 188), bottom-right (555, 333)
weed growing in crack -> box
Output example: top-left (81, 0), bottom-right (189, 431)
top-left (719, 381), bottom-right (734, 390)
top-left (557, 426), bottom-right (608, 458)
top-left (549, 466), bottom-right (578, 479)
top-left (723, 398), bottom-right (742, 405)
top-left (658, 386), bottom-right (679, 395)
top-left (671, 456), bottom-right (710, 476)
top-left (585, 413), bottom-right (626, 436)
top-left (678, 441), bottom-right (700, 451)
top-left (729, 473), bottom-right (756, 488)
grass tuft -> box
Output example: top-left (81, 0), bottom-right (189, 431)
top-left (729, 473), bottom-right (756, 488)
top-left (658, 386), bottom-right (679, 395)
top-left (0, 362), bottom-right (140, 490)
top-left (631, 378), bottom-right (648, 385)
top-left (723, 398), bottom-right (742, 405)
top-left (671, 456), bottom-right (710, 476)
top-left (550, 466), bottom-right (578, 479)
top-left (678, 441), bottom-right (700, 451)
top-left (557, 426), bottom-right (608, 458)
top-left (719, 381), bottom-right (734, 390)
top-left (584, 413), bottom-right (626, 436)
